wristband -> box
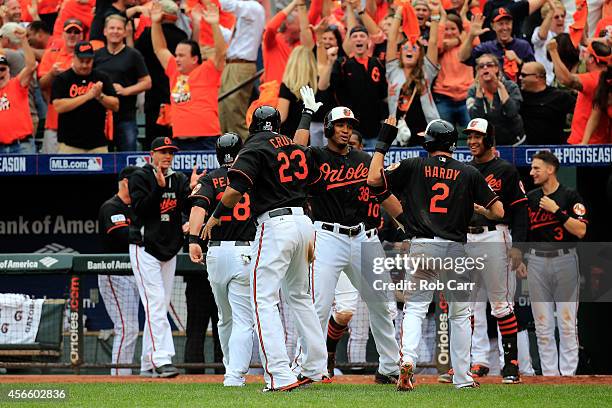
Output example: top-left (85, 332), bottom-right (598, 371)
top-left (212, 201), bottom-right (232, 219)
top-left (188, 234), bottom-right (200, 244)
top-left (358, 9), bottom-right (365, 15)
top-left (430, 15), bottom-right (441, 22)
top-left (554, 208), bottom-right (569, 224)
top-left (297, 109), bottom-right (313, 131)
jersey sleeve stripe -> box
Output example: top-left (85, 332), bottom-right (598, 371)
top-left (484, 196), bottom-right (499, 209)
top-left (509, 197), bottom-right (528, 207)
top-left (190, 195), bottom-right (211, 204)
top-left (228, 168), bottom-right (254, 186)
top-left (106, 223), bottom-right (129, 233)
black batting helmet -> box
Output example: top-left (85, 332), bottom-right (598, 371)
top-left (463, 118), bottom-right (495, 148)
top-left (421, 119), bottom-right (458, 153)
top-left (216, 132), bottom-right (242, 166)
top-left (249, 105), bottom-right (281, 134)
top-left (323, 106), bottom-right (359, 138)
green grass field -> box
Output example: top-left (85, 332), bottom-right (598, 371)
top-left (2, 383), bottom-right (612, 407)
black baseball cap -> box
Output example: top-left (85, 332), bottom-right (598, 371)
top-left (64, 18), bottom-right (84, 32)
top-left (118, 165), bottom-right (140, 181)
top-left (74, 41), bottom-right (95, 58)
top-left (350, 25), bottom-right (368, 36)
top-left (492, 7), bottom-right (513, 22)
top-left (151, 137), bottom-right (179, 152)
top-left (0, 55), bottom-right (8, 66)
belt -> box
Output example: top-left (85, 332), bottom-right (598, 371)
top-left (366, 228), bottom-right (378, 239)
top-left (530, 248), bottom-right (571, 258)
top-left (0, 135), bottom-right (32, 146)
top-left (269, 208), bottom-right (293, 218)
top-left (257, 207), bottom-right (304, 225)
top-left (226, 58), bottom-right (256, 64)
top-left (321, 222), bottom-right (363, 237)
top-left (467, 225), bottom-right (498, 234)
top-left (208, 240), bottom-right (251, 246)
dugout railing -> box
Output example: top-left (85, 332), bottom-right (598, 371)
top-left (0, 253), bottom-right (394, 373)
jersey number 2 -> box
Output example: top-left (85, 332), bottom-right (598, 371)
top-left (215, 192), bottom-right (251, 222)
top-left (278, 151), bottom-right (308, 183)
top-left (429, 183), bottom-right (449, 214)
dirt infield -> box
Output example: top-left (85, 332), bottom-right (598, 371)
top-left (0, 374), bottom-right (610, 385)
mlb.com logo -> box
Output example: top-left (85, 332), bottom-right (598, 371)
top-left (126, 155), bottom-right (150, 167)
top-left (525, 148), bottom-right (550, 164)
top-left (50, 157), bottom-right (103, 171)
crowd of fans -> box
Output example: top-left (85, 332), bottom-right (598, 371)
top-left (0, 0), bottom-right (611, 154)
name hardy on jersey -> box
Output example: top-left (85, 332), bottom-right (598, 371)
top-left (424, 165), bottom-right (461, 181)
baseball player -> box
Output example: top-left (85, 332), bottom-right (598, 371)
top-left (202, 106), bottom-right (327, 392)
top-left (293, 87), bottom-right (400, 384)
top-left (526, 151), bottom-right (586, 376)
top-left (464, 118), bottom-right (528, 384)
top-left (129, 137), bottom-right (193, 378)
top-left (98, 166), bottom-right (141, 375)
top-left (368, 119), bottom-right (504, 390)
top-left (325, 130), bottom-right (383, 377)
top-left (188, 133), bottom-right (255, 386)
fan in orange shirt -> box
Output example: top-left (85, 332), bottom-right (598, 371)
top-left (51, 0), bottom-right (95, 39)
top-left (151, 0), bottom-right (226, 151)
top-left (0, 27), bottom-right (37, 154)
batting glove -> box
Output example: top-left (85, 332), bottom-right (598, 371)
top-left (300, 85), bottom-right (323, 115)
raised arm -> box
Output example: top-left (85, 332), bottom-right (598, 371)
top-left (203, 1), bottom-right (227, 71)
top-left (151, 1), bottom-right (173, 70)
top-left (297, 1), bottom-right (315, 49)
top-left (386, 6), bottom-right (402, 62)
top-left (15, 28), bottom-right (36, 88)
top-left (547, 39), bottom-right (582, 91)
top-left (426, 2), bottom-right (441, 65)
top-left (459, 14), bottom-right (488, 62)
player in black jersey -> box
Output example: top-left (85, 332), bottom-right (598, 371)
top-left (368, 119), bottom-right (504, 391)
top-left (202, 106), bottom-right (327, 392)
top-left (98, 166), bottom-right (140, 376)
top-left (293, 86), bottom-right (399, 384)
top-left (188, 133), bottom-right (255, 387)
top-left (464, 118), bottom-right (529, 383)
top-left (526, 151), bottom-right (587, 376)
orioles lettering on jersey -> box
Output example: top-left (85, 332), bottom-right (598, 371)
top-left (423, 165), bottom-right (461, 181)
top-left (319, 162), bottom-right (369, 190)
top-left (485, 174), bottom-right (502, 191)
top-left (160, 192), bottom-right (177, 216)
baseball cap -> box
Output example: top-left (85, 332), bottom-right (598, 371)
top-left (463, 118), bottom-right (489, 135)
top-left (0, 55), bottom-right (8, 66)
top-left (151, 137), bottom-right (179, 152)
top-left (492, 8), bottom-right (513, 22)
top-left (74, 41), bottom-right (95, 58)
top-left (327, 106), bottom-right (359, 125)
top-left (64, 18), bottom-right (84, 32)
top-left (118, 165), bottom-right (140, 181)
top-left (349, 25), bottom-right (368, 36)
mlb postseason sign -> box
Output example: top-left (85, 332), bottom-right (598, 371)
top-left (0, 145), bottom-right (611, 177)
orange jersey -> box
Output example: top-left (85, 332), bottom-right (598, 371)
top-left (0, 77), bottom-right (33, 143)
top-left (568, 71), bottom-right (611, 144)
top-left (165, 57), bottom-right (222, 137)
top-left (38, 46), bottom-right (73, 130)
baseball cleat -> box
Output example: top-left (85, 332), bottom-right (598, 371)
top-left (327, 352), bottom-right (336, 379)
top-left (262, 381), bottom-right (301, 392)
top-left (501, 361), bottom-right (521, 384)
top-left (438, 368), bottom-right (453, 383)
top-left (153, 364), bottom-right (179, 378)
top-left (458, 381), bottom-right (480, 389)
top-left (296, 374), bottom-right (315, 388)
top-left (140, 369), bottom-right (154, 378)
top-left (374, 371), bottom-right (399, 384)
top-left (321, 375), bottom-right (333, 384)
top-left (397, 363), bottom-right (415, 392)
top-left (470, 364), bottom-right (490, 377)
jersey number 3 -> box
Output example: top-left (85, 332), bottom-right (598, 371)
top-left (278, 150), bottom-right (308, 183)
top-left (430, 183), bottom-right (450, 214)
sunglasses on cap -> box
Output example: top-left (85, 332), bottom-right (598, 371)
top-left (477, 61), bottom-right (497, 69)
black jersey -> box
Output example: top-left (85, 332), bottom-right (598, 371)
top-left (384, 155), bottom-right (499, 242)
top-left (527, 184), bottom-right (587, 245)
top-left (98, 195), bottom-right (133, 253)
top-left (190, 167), bottom-right (256, 241)
top-left (228, 131), bottom-right (316, 217)
top-left (308, 147), bottom-right (377, 226)
top-left (469, 157), bottom-right (527, 227)
top-left (129, 164), bottom-right (191, 261)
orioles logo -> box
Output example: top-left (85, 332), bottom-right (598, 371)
top-left (343, 108), bottom-right (352, 117)
top-left (498, 8), bottom-right (509, 16)
top-left (164, 137), bottom-right (172, 146)
top-left (160, 198), bottom-right (178, 214)
top-left (69, 82), bottom-right (94, 98)
top-left (573, 203), bottom-right (586, 216)
top-left (485, 174), bottom-right (502, 191)
top-left (371, 67), bottom-right (380, 82)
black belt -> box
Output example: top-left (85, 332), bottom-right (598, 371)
top-left (321, 222), bottom-right (363, 237)
top-left (208, 240), bottom-right (251, 246)
top-left (366, 228), bottom-right (378, 238)
top-left (530, 248), bottom-right (571, 258)
top-left (226, 58), bottom-right (256, 64)
top-left (1, 135), bottom-right (32, 146)
top-left (467, 225), bottom-right (498, 234)
top-left (268, 208), bottom-right (293, 218)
